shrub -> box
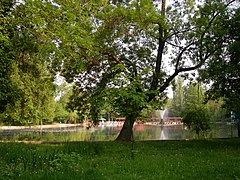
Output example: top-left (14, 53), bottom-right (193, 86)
top-left (182, 105), bottom-right (210, 137)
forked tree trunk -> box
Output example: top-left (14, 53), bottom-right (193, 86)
top-left (115, 115), bottom-right (135, 142)
top-left (116, 0), bottom-right (167, 142)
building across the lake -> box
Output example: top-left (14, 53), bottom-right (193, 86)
top-left (147, 117), bottom-right (183, 125)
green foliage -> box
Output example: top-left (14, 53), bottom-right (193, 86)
top-left (0, 0), bottom-right (20, 113)
top-left (54, 83), bottom-right (79, 123)
top-left (171, 77), bottom-right (185, 117)
top-left (184, 82), bottom-right (205, 109)
top-left (169, 80), bottom-right (228, 136)
top-left (0, 61), bottom-right (56, 125)
top-left (200, 6), bottom-right (240, 112)
top-left (54, 103), bottom-right (69, 123)
top-left (111, 88), bottom-right (148, 118)
top-left (207, 99), bottom-right (228, 123)
top-left (0, 1), bottom-right (57, 125)
top-left (181, 82), bottom-right (210, 136)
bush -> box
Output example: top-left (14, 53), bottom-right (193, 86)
top-left (182, 105), bottom-right (210, 137)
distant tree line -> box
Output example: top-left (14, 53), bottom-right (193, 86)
top-left (167, 77), bottom-right (228, 136)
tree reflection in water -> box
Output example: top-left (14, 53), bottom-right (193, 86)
top-left (0, 123), bottom-right (238, 142)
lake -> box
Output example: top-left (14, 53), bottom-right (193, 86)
top-left (0, 123), bottom-right (238, 142)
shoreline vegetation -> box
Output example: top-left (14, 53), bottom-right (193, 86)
top-left (0, 123), bottom-right (83, 130)
top-left (0, 121), bottom-right (127, 130)
top-left (0, 122), bottom-right (238, 142)
top-left (0, 139), bottom-right (239, 179)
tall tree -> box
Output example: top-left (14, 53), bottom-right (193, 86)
top-left (64, 0), bottom-right (237, 141)
top-left (181, 82), bottom-right (211, 136)
top-left (169, 80), bottom-right (227, 136)
top-left (0, 0), bottom-right (57, 125)
top-left (54, 83), bottom-right (80, 123)
top-left (0, 0), bottom-right (20, 113)
top-left (199, 5), bottom-right (240, 137)
top-left (184, 82), bottom-right (205, 110)
top-left (8, 0), bottom-right (235, 139)
top-left (171, 77), bottom-right (185, 117)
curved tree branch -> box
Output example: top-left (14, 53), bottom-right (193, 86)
top-left (104, 52), bottom-right (124, 65)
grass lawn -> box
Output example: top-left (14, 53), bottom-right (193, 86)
top-left (0, 139), bottom-right (239, 180)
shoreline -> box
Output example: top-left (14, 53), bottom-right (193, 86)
top-left (0, 123), bottom-right (83, 130)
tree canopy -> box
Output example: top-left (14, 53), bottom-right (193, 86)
top-left (200, 6), bottom-right (240, 112)
top-left (0, 0), bottom-right (20, 113)
top-left (65, 0), bottom-right (238, 141)
top-left (0, 0), bottom-right (57, 125)
top-left (0, 0), bottom-right (239, 141)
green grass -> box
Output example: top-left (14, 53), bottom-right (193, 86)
top-left (0, 139), bottom-right (240, 180)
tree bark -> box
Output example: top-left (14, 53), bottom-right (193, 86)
top-left (238, 122), bottom-right (240, 138)
top-left (150, 0), bottom-right (166, 93)
top-left (115, 115), bottom-right (135, 142)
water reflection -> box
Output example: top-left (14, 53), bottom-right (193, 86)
top-left (133, 125), bottom-right (190, 140)
top-left (0, 123), bottom-right (238, 142)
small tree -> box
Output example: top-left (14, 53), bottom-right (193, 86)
top-left (181, 82), bottom-right (210, 136)
top-left (182, 105), bottom-right (210, 137)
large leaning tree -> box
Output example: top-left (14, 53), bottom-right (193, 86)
top-left (64, 0), bottom-right (237, 141)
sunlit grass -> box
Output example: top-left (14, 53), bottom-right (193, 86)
top-left (0, 139), bottom-right (240, 179)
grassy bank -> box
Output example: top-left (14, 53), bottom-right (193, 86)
top-left (0, 139), bottom-right (240, 179)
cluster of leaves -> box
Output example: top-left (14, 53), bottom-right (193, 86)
top-left (183, 105), bottom-right (210, 136)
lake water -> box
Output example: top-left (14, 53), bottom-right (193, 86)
top-left (0, 123), bottom-right (238, 142)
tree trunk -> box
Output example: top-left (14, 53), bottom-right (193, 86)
top-left (150, 0), bottom-right (166, 93)
top-left (115, 115), bottom-right (135, 142)
top-left (238, 122), bottom-right (240, 138)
